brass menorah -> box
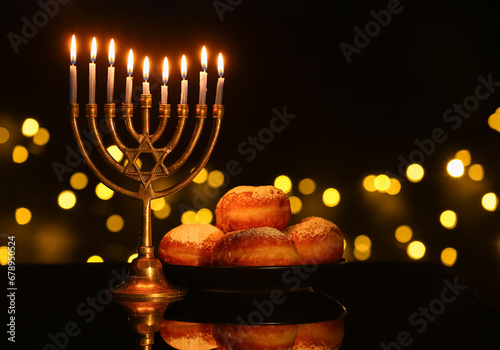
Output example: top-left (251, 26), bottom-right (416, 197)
top-left (69, 96), bottom-right (223, 302)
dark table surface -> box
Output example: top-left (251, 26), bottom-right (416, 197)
top-left (6, 261), bottom-right (500, 349)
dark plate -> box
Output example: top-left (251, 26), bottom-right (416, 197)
top-left (163, 259), bottom-right (346, 293)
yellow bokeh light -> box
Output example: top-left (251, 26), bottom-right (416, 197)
top-left (407, 241), bottom-right (426, 260)
top-left (406, 164), bottom-right (424, 183)
top-left (192, 168), bottom-right (208, 184)
top-left (468, 164), bottom-right (484, 181)
top-left (70, 172), bottom-right (88, 190)
top-left (353, 247), bottom-right (371, 261)
top-left (298, 178), bottom-right (316, 195)
top-left (386, 178), bottom-right (401, 195)
top-left (106, 214), bottom-right (124, 232)
top-left (15, 207), bottom-right (32, 225)
top-left (447, 159), bottom-right (464, 178)
top-left (95, 183), bottom-right (114, 200)
top-left (181, 210), bottom-right (197, 224)
top-left (107, 145), bottom-right (123, 162)
top-left (454, 150), bottom-right (471, 167)
top-left (354, 235), bottom-right (372, 252)
top-left (440, 210), bottom-right (457, 229)
top-left (22, 118), bottom-right (39, 137)
top-left (33, 127), bottom-right (50, 146)
top-left (151, 197), bottom-right (166, 211)
top-left (441, 247), bottom-right (457, 267)
top-left (482, 192), bottom-right (498, 212)
top-left (153, 202), bottom-right (171, 219)
top-left (362, 175), bottom-right (377, 192)
top-left (0, 127), bottom-right (10, 144)
top-left (323, 188), bottom-right (340, 207)
top-left (128, 253), bottom-right (138, 263)
top-left (0, 246), bottom-right (8, 266)
top-left (87, 255), bottom-right (104, 263)
top-left (12, 145), bottom-right (28, 163)
top-left (58, 190), bottom-right (77, 209)
top-left (274, 175), bottom-right (292, 194)
top-left (488, 108), bottom-right (500, 132)
top-left (196, 208), bottom-right (213, 224)
top-left (374, 174), bottom-right (391, 192)
top-left (289, 196), bottom-right (303, 214)
top-left (395, 225), bottom-right (413, 243)
top-left (207, 170), bottom-right (225, 188)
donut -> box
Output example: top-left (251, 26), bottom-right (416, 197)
top-left (213, 324), bottom-right (298, 350)
top-left (211, 227), bottom-right (298, 266)
top-left (293, 319), bottom-right (344, 350)
top-left (215, 185), bottom-right (291, 233)
top-left (159, 320), bottom-right (216, 350)
top-left (158, 223), bottom-right (224, 266)
top-left (284, 217), bottom-right (343, 264)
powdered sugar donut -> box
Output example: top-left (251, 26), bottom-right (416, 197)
top-left (284, 217), bottom-right (343, 264)
top-left (213, 324), bottom-right (298, 350)
top-left (158, 223), bottom-right (224, 266)
top-left (160, 320), bottom-right (216, 350)
top-left (215, 185), bottom-right (291, 233)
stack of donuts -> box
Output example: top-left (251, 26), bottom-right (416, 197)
top-left (158, 185), bottom-right (344, 267)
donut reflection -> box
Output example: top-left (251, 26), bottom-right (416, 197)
top-left (160, 319), bottom-right (344, 350)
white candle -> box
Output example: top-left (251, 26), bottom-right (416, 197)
top-left (199, 46), bottom-right (207, 105)
top-left (125, 49), bottom-right (133, 104)
top-left (143, 56), bottom-right (150, 95)
top-left (69, 35), bottom-right (77, 103)
top-left (161, 57), bottom-right (169, 104)
top-left (107, 39), bottom-right (115, 103)
top-left (215, 53), bottom-right (224, 105)
top-left (180, 55), bottom-right (188, 104)
top-left (89, 37), bottom-right (96, 104)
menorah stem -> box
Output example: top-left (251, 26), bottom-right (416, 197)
top-left (140, 197), bottom-right (153, 251)
top-left (141, 94), bottom-right (152, 135)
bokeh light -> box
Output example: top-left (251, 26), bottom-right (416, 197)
top-left (192, 168), bottom-right (208, 184)
top-left (374, 174), bottom-right (390, 192)
top-left (12, 145), bottom-right (28, 163)
top-left (441, 247), bottom-right (457, 267)
top-left (87, 255), bottom-right (104, 263)
top-left (15, 207), bottom-right (32, 225)
top-left (482, 193), bottom-right (498, 212)
top-left (153, 202), bottom-right (171, 219)
top-left (70, 172), bottom-right (88, 190)
top-left (289, 196), bottom-right (302, 214)
top-left (323, 188), bottom-right (340, 207)
top-left (0, 127), bottom-right (10, 143)
top-left (407, 241), bottom-right (426, 260)
top-left (107, 145), bottom-right (123, 162)
top-left (22, 118), bottom-right (39, 137)
top-left (362, 175), bottom-right (377, 192)
top-left (386, 178), bottom-right (401, 195)
top-left (58, 190), bottom-right (77, 209)
top-left (181, 210), bottom-right (197, 224)
top-left (0, 246), bottom-right (8, 266)
top-left (447, 159), bottom-right (464, 178)
top-left (33, 127), bottom-right (50, 146)
top-left (454, 150), bottom-right (471, 166)
top-left (468, 164), bottom-right (484, 181)
top-left (406, 163), bottom-right (424, 183)
top-left (440, 210), bottom-right (457, 229)
top-left (274, 175), bottom-right (292, 193)
top-left (488, 108), bottom-right (500, 132)
top-left (395, 225), bottom-right (413, 243)
top-left (353, 248), bottom-right (371, 261)
top-left (354, 235), bottom-right (372, 252)
top-left (151, 197), bottom-right (166, 211)
top-left (106, 214), bottom-right (124, 232)
top-left (196, 208), bottom-right (213, 224)
top-left (95, 183), bottom-right (114, 200)
top-left (298, 178), bottom-right (316, 195)
top-left (207, 170), bottom-right (225, 188)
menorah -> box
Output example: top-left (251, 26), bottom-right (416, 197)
top-left (69, 95), bottom-right (224, 301)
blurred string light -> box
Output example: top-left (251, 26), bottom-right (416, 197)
top-left (468, 164), bottom-right (484, 181)
top-left (128, 253), bottom-right (138, 263)
top-left (208, 170), bottom-right (225, 188)
top-left (362, 175), bottom-right (377, 192)
top-left (12, 145), bottom-right (28, 163)
top-left (181, 210), bottom-right (197, 224)
top-left (0, 127), bottom-right (9, 143)
top-left (440, 210), bottom-right (457, 229)
top-left (58, 190), bottom-right (77, 209)
top-left (298, 178), bottom-right (316, 195)
top-left (488, 108), bottom-right (500, 132)
top-left (151, 197), bottom-right (166, 211)
top-left (323, 188), bottom-right (340, 207)
top-left (106, 214), bottom-right (124, 232)
top-left (107, 145), bottom-right (123, 162)
top-left (407, 241), bottom-right (426, 260)
top-left (374, 175), bottom-right (390, 192)
top-left (15, 207), bottom-right (32, 225)
top-left (454, 150), bottom-right (471, 166)
top-left (482, 192), bottom-right (498, 211)
top-left (441, 247), bottom-right (457, 267)
top-left (87, 255), bottom-right (104, 263)
top-left (363, 174), bottom-right (400, 194)
top-left (289, 196), bottom-right (302, 214)
top-left (0, 246), bottom-right (8, 266)
top-left (447, 159), bottom-right (464, 178)
top-left (95, 182), bottom-right (114, 200)
top-left (353, 235), bottom-right (371, 261)
top-left (22, 118), bottom-right (39, 137)
top-left (274, 175), bottom-right (292, 193)
top-left (196, 208), bottom-right (213, 224)
top-left (395, 225), bottom-right (413, 243)
top-left (386, 178), bottom-right (401, 195)
top-left (406, 163), bottom-right (424, 183)
top-left (70, 172), bottom-right (88, 190)
top-left (153, 201), bottom-right (171, 219)
top-left (33, 127), bottom-right (50, 146)
top-left (192, 168), bottom-right (208, 184)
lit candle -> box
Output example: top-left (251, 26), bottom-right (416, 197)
top-left (69, 34), bottom-right (77, 103)
top-left (107, 39), bottom-right (115, 103)
top-left (143, 56), bottom-right (150, 95)
top-left (89, 37), bottom-right (97, 104)
top-left (125, 49), bottom-right (133, 103)
top-left (161, 57), bottom-right (169, 104)
top-left (215, 53), bottom-right (224, 105)
top-left (180, 55), bottom-right (188, 104)
top-left (199, 46), bottom-right (208, 105)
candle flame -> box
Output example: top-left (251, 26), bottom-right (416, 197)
top-left (108, 39), bottom-right (115, 66)
top-left (201, 46), bottom-right (207, 71)
top-left (143, 56), bottom-right (149, 81)
top-left (70, 35), bottom-right (76, 65)
top-left (90, 37), bottom-right (96, 63)
top-left (127, 49), bottom-right (133, 76)
top-left (181, 55), bottom-right (187, 79)
top-left (163, 57), bottom-right (169, 85)
top-left (218, 53), bottom-right (224, 77)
